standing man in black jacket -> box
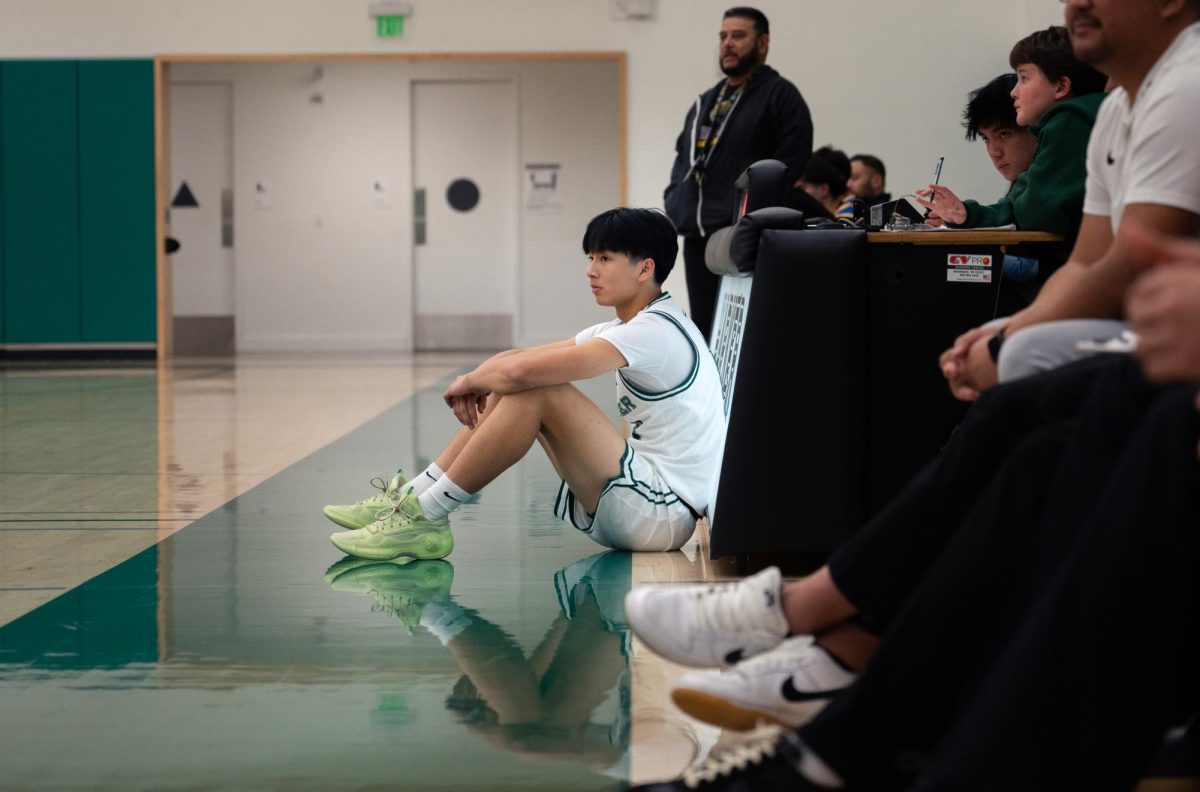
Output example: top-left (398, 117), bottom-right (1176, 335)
top-left (664, 6), bottom-right (813, 340)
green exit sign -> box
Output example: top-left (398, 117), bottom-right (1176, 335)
top-left (370, 1), bottom-right (412, 37)
top-left (376, 15), bottom-right (404, 36)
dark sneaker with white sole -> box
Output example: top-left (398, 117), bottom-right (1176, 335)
top-left (629, 724), bottom-right (833, 791)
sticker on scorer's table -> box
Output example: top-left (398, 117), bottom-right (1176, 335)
top-left (946, 253), bottom-right (993, 284)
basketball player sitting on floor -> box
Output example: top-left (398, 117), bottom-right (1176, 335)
top-left (323, 207), bottom-right (726, 560)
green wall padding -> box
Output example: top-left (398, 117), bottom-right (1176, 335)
top-left (1, 61), bottom-right (81, 343)
top-left (79, 60), bottom-right (156, 342)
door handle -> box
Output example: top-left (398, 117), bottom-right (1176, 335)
top-left (414, 188), bottom-right (426, 246)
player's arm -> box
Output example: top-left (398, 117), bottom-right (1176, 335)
top-left (471, 338), bottom-right (626, 393)
top-left (484, 337), bottom-right (577, 362)
top-left (443, 337), bottom-right (622, 427)
top-left (450, 338), bottom-right (625, 398)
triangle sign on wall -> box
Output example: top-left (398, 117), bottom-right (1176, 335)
top-left (172, 181), bottom-right (200, 208)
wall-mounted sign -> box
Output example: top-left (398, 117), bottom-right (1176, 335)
top-left (525, 163), bottom-right (560, 211)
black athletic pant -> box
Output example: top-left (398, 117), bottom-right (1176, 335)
top-left (829, 354), bottom-right (1130, 631)
top-left (682, 235), bottom-right (720, 341)
top-left (798, 359), bottom-right (1200, 790)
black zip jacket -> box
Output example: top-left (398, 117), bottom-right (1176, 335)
top-left (664, 65), bottom-right (813, 238)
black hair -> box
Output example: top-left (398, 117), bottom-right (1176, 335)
top-left (801, 146), bottom-right (851, 197)
top-left (723, 6), bottom-right (769, 36)
top-left (1009, 25), bottom-right (1107, 98)
top-left (850, 154), bottom-right (886, 181)
top-left (963, 73), bottom-right (1019, 141)
top-left (581, 208), bottom-right (678, 285)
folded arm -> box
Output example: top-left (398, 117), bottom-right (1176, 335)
top-left (444, 338), bottom-right (627, 427)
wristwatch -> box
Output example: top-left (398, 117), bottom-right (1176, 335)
top-left (987, 327), bottom-right (1007, 363)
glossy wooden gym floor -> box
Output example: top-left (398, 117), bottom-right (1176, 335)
top-left (0, 353), bottom-right (739, 790)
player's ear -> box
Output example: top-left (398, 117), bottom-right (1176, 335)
top-left (638, 257), bottom-right (655, 283)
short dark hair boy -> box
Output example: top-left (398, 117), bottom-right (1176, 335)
top-left (582, 208), bottom-right (678, 284)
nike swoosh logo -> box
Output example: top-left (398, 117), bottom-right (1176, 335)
top-left (443, 491), bottom-right (463, 503)
top-left (781, 677), bottom-right (843, 702)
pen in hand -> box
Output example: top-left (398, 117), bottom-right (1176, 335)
top-left (924, 156), bottom-right (945, 219)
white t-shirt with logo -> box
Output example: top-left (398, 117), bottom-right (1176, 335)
top-left (1084, 21), bottom-right (1200, 232)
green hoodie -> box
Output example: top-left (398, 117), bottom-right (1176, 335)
top-left (955, 91), bottom-right (1107, 243)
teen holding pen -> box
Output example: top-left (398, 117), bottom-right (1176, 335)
top-left (916, 26), bottom-right (1107, 251)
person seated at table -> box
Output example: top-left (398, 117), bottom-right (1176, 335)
top-left (963, 73), bottom-right (1037, 194)
top-left (941, 4), bottom-right (1200, 398)
top-left (797, 146), bottom-right (856, 220)
top-left (962, 72), bottom-right (1059, 309)
top-left (917, 25), bottom-right (1107, 248)
top-left (847, 155), bottom-right (890, 207)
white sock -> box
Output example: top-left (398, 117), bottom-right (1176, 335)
top-left (409, 463), bottom-right (444, 496)
top-left (420, 600), bottom-right (472, 645)
top-left (418, 474), bottom-right (472, 520)
top-left (797, 738), bottom-right (844, 788)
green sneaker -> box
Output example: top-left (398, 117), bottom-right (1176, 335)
top-left (325, 558), bottom-right (454, 634)
top-left (329, 491), bottom-right (454, 561)
top-left (323, 554), bottom-right (413, 584)
top-left (323, 470), bottom-right (410, 530)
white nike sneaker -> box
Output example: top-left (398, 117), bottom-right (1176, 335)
top-left (670, 635), bottom-right (857, 730)
top-left (624, 566), bottom-right (789, 667)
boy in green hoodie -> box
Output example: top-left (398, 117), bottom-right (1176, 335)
top-left (917, 26), bottom-right (1107, 249)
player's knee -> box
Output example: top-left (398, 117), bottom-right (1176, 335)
top-left (511, 383), bottom-right (573, 404)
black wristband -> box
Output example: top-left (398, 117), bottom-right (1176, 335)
top-left (987, 328), bottom-right (1006, 363)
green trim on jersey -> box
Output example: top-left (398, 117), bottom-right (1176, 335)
top-left (617, 310), bottom-right (699, 401)
top-left (555, 444), bottom-right (686, 534)
top-left (600, 445), bottom-right (682, 508)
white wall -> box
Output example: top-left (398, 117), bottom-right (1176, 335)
top-left (3, 0), bottom-right (1074, 344)
top-left (172, 58), bottom-right (618, 351)
top-left (0, 1), bottom-right (1072, 205)
top-left (169, 82), bottom-right (234, 317)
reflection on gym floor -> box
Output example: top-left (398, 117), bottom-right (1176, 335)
top-left (325, 551), bottom-right (633, 781)
top-left (0, 358), bottom-right (730, 790)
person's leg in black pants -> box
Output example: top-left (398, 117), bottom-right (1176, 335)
top-left (682, 235), bottom-right (720, 341)
top-left (917, 384), bottom-right (1200, 792)
top-left (795, 358), bottom-right (1177, 790)
top-left (829, 355), bottom-right (1137, 631)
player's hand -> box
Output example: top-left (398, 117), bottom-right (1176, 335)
top-left (915, 185), bottom-right (967, 225)
top-left (443, 375), bottom-right (490, 428)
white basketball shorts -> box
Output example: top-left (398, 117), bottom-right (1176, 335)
top-left (553, 443), bottom-right (697, 552)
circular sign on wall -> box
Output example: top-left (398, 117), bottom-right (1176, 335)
top-left (446, 179), bottom-right (480, 212)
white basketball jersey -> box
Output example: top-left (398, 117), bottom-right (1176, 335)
top-left (575, 293), bottom-right (727, 514)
